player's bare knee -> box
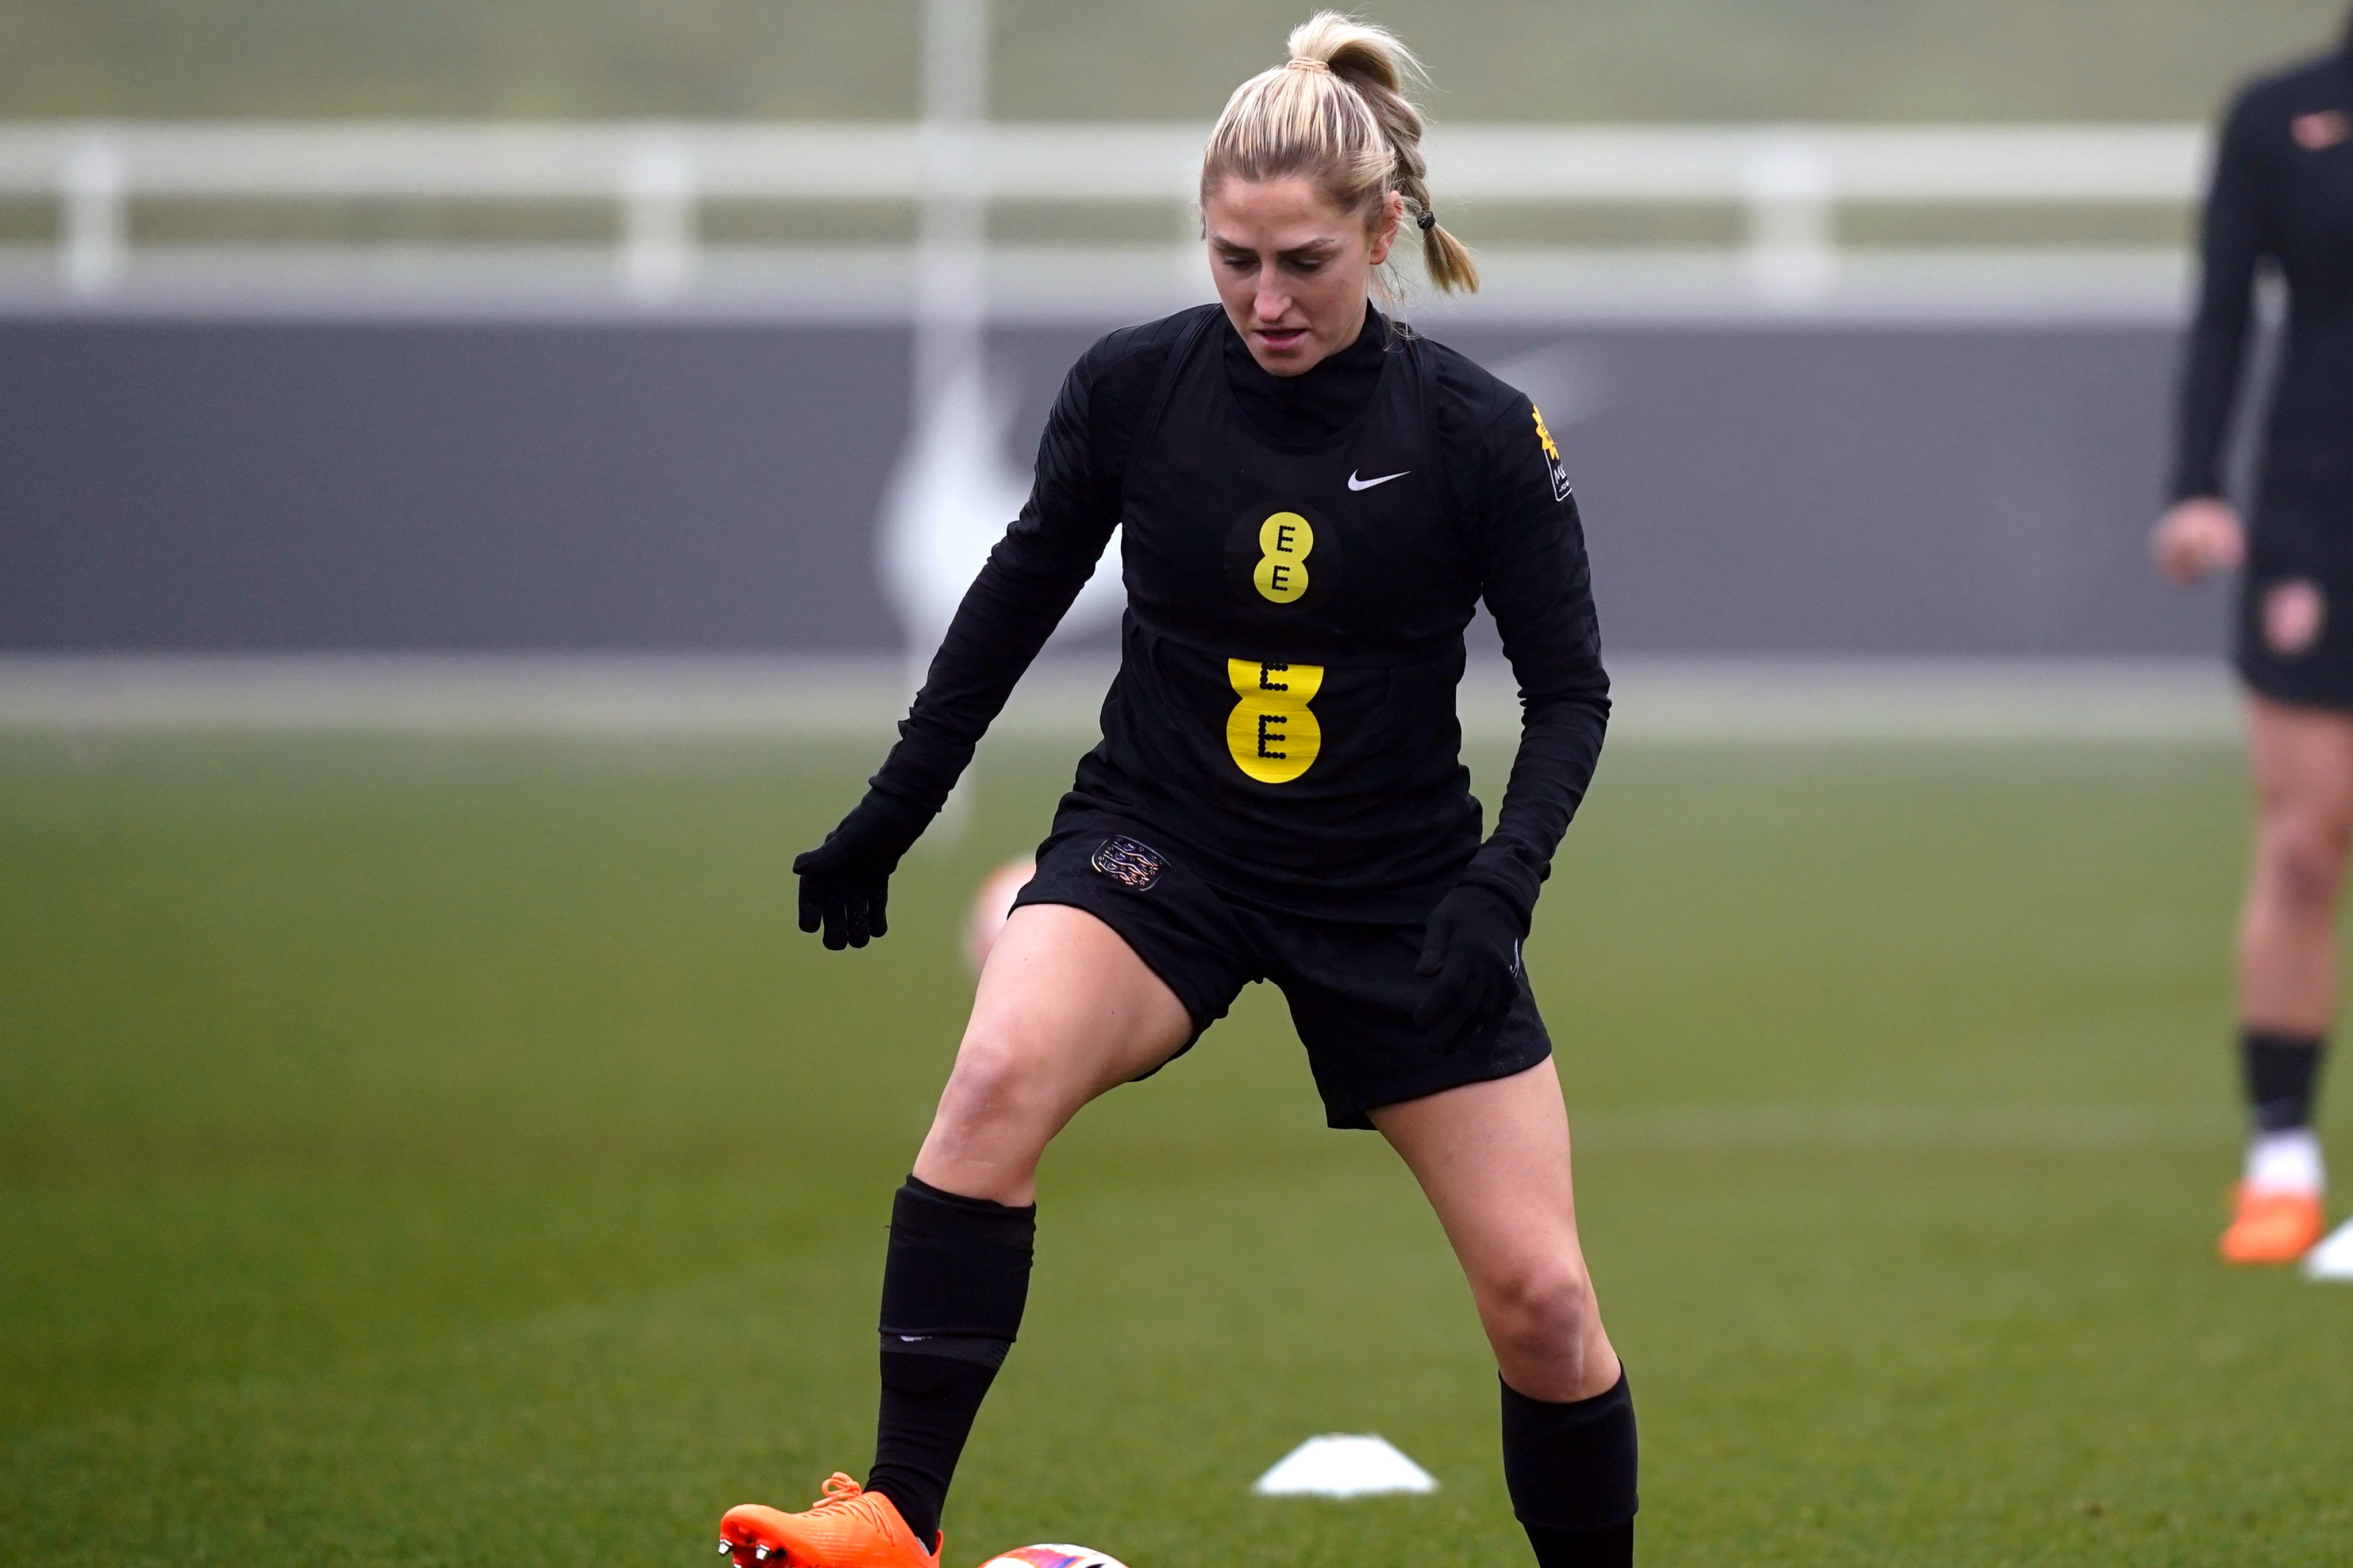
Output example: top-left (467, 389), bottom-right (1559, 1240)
top-left (933, 1028), bottom-right (1055, 1142)
top-left (1481, 1258), bottom-right (1598, 1367)
top-left (2257, 814), bottom-right (2351, 917)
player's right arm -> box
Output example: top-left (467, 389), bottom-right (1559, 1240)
top-left (794, 334), bottom-right (1139, 949)
top-left (2155, 82), bottom-right (2273, 584)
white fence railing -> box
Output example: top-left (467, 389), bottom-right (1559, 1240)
top-left (0, 121), bottom-right (2209, 314)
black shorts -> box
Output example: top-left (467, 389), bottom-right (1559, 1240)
top-left (1008, 812), bottom-right (1555, 1130)
top-left (2237, 562), bottom-right (2353, 711)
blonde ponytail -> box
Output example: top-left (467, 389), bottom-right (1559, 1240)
top-left (1201, 10), bottom-right (1479, 297)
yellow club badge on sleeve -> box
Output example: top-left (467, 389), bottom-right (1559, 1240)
top-left (1532, 405), bottom-right (1572, 502)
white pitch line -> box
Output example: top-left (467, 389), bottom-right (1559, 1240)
top-left (0, 653), bottom-right (2240, 744)
top-left (1587, 656), bottom-right (2239, 744)
top-left (1569, 1103), bottom-right (2225, 1154)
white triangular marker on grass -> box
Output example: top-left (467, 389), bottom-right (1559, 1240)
top-left (1252, 1434), bottom-right (1438, 1497)
top-left (2304, 1218), bottom-right (2353, 1280)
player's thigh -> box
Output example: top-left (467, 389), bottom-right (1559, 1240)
top-left (1372, 1058), bottom-right (1590, 1295)
top-left (948, 901), bottom-right (1194, 1128)
top-left (2247, 694), bottom-right (2353, 841)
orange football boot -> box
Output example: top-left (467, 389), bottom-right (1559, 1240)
top-left (2219, 1183), bottom-right (2326, 1265)
top-left (718, 1474), bottom-right (940, 1568)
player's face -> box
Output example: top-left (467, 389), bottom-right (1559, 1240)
top-left (1204, 176), bottom-right (1399, 377)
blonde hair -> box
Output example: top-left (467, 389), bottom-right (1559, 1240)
top-left (1199, 11), bottom-right (1479, 297)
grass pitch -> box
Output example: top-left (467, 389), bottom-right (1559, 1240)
top-left (2, 733), bottom-right (2348, 1566)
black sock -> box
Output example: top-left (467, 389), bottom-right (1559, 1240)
top-left (2243, 1030), bottom-right (2327, 1132)
top-left (866, 1175), bottom-right (1035, 1549)
top-left (1523, 1521), bottom-right (1635, 1568)
top-left (1502, 1370), bottom-right (1637, 1568)
top-left (868, 1354), bottom-right (995, 1550)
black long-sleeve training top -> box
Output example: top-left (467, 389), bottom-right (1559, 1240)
top-left (868, 303), bottom-right (1609, 926)
top-left (2174, 41), bottom-right (2353, 556)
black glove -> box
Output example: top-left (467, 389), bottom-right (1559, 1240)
top-left (1413, 881), bottom-right (1528, 1050)
top-left (793, 791), bottom-right (934, 950)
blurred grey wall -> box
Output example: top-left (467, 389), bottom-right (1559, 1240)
top-left (0, 320), bottom-right (2229, 655)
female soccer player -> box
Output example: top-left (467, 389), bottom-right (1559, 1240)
top-left (722, 14), bottom-right (1631, 1564)
top-left (2152, 9), bottom-right (2353, 1265)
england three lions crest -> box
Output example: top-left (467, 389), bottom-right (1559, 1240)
top-left (1089, 835), bottom-right (1164, 891)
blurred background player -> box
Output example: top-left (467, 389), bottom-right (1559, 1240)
top-left (733, 13), bottom-right (1631, 1568)
top-left (2151, 4), bottom-right (2353, 1265)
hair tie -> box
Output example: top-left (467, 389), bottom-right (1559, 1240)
top-left (1416, 210), bottom-right (1437, 230)
top-left (1283, 56), bottom-right (1332, 73)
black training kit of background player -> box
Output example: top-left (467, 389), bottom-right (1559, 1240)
top-left (2174, 30), bottom-right (2353, 568)
top-left (867, 302), bottom-right (1608, 931)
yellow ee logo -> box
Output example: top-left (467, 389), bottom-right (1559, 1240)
top-left (1225, 658), bottom-right (1324, 784)
top-left (1251, 512), bottom-right (1313, 604)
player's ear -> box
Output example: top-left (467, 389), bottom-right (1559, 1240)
top-left (1366, 191), bottom-right (1403, 268)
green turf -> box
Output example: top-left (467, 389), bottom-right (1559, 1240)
top-left (2, 732), bottom-right (2347, 1566)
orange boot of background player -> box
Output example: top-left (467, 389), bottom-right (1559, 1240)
top-left (2219, 1182), bottom-right (2326, 1265)
top-left (720, 1474), bottom-right (940, 1568)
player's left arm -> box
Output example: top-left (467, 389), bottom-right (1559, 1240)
top-left (1460, 393), bottom-right (1610, 919)
top-left (1414, 391), bottom-right (1610, 1043)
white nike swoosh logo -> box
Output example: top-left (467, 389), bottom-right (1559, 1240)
top-left (1347, 469), bottom-right (1409, 491)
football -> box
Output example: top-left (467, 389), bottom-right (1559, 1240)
top-left (962, 856), bottom-right (1037, 975)
top-left (975, 1548), bottom-right (1131, 1568)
